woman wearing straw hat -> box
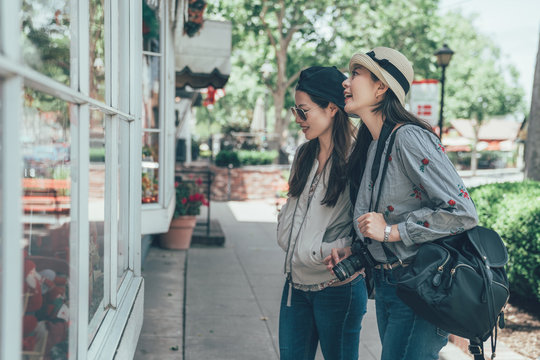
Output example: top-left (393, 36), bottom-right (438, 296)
top-left (324, 47), bottom-right (478, 359)
top-left (277, 66), bottom-right (368, 360)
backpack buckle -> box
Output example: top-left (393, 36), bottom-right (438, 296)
top-left (468, 344), bottom-right (483, 355)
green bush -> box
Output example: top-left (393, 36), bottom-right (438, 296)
top-left (237, 150), bottom-right (278, 165)
top-left (470, 181), bottom-right (540, 303)
top-left (214, 150), bottom-right (240, 167)
top-left (90, 147), bottom-right (105, 162)
top-left (215, 150), bottom-right (278, 167)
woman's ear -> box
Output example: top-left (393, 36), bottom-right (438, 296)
top-left (375, 81), bottom-right (389, 98)
top-left (328, 103), bottom-right (339, 117)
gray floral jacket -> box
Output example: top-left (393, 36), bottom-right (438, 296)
top-left (353, 125), bottom-right (478, 263)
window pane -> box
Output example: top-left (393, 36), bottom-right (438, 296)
top-left (89, 0), bottom-right (105, 102)
top-left (142, 1), bottom-right (160, 52)
top-left (22, 89), bottom-right (71, 359)
top-left (21, 0), bottom-right (71, 86)
top-left (142, 131), bottom-right (159, 204)
top-left (118, 121), bottom-right (129, 284)
top-left (142, 55), bottom-right (160, 129)
top-left (89, 110), bottom-right (105, 325)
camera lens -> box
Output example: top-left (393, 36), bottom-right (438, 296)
top-left (332, 255), bottom-right (363, 282)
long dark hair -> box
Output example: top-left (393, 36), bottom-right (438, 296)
top-left (347, 72), bottom-right (434, 204)
top-left (288, 94), bottom-right (352, 207)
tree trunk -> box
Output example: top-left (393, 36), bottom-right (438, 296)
top-left (525, 34), bottom-right (540, 181)
top-left (471, 119), bottom-right (480, 176)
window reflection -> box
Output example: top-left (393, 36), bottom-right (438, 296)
top-left (141, 1), bottom-right (161, 204)
top-left (22, 89), bottom-right (71, 359)
top-left (90, 0), bottom-right (106, 102)
top-left (89, 110), bottom-right (105, 326)
top-left (142, 132), bottom-right (159, 203)
top-left (142, 55), bottom-right (160, 130)
top-left (21, 0), bottom-right (71, 86)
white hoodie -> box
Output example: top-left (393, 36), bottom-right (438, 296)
top-left (277, 157), bottom-right (353, 288)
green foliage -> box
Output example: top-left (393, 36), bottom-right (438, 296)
top-left (470, 181), bottom-right (540, 303)
top-left (215, 150), bottom-right (241, 167)
top-left (89, 147), bottom-right (105, 163)
top-left (237, 150), bottom-right (278, 165)
top-left (215, 149), bottom-right (277, 166)
top-left (201, 1), bottom-right (525, 141)
top-left (438, 12), bottom-right (526, 123)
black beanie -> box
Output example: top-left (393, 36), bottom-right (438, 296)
top-left (295, 66), bottom-right (347, 111)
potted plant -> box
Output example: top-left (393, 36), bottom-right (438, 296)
top-left (160, 178), bottom-right (208, 249)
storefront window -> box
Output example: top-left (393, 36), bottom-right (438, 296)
top-left (21, 89), bottom-right (71, 359)
top-left (89, 110), bottom-right (105, 328)
top-left (21, 0), bottom-right (71, 86)
top-left (90, 0), bottom-right (105, 102)
top-left (141, 1), bottom-right (161, 204)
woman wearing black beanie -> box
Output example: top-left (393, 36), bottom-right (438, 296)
top-left (277, 66), bottom-right (367, 360)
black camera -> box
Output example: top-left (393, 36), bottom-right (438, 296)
top-left (332, 239), bottom-right (376, 282)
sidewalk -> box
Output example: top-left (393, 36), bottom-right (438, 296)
top-left (134, 200), bottom-right (477, 360)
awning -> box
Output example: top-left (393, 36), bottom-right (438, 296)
top-left (175, 20), bottom-right (232, 89)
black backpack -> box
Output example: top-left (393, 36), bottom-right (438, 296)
top-left (395, 227), bottom-right (509, 359)
top-left (370, 124), bottom-right (510, 359)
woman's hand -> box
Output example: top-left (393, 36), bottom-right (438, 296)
top-left (357, 212), bottom-right (387, 242)
top-left (323, 246), bottom-right (352, 273)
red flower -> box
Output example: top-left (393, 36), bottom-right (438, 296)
top-left (182, 198), bottom-right (187, 205)
top-left (448, 199), bottom-right (456, 206)
top-left (422, 158), bottom-right (429, 165)
top-left (388, 155), bottom-right (392, 162)
top-left (196, 178), bottom-right (203, 186)
top-left (175, 181), bottom-right (179, 188)
top-left (423, 221), bottom-right (430, 228)
top-left (387, 205), bottom-right (394, 212)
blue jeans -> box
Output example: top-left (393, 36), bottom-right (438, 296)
top-left (374, 267), bottom-right (449, 360)
top-left (279, 275), bottom-right (368, 360)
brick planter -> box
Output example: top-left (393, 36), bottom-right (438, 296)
top-left (210, 164), bottom-right (289, 201)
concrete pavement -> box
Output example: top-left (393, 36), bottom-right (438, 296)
top-left (135, 200), bottom-right (471, 359)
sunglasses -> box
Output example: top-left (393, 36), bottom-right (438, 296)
top-left (290, 106), bottom-right (316, 121)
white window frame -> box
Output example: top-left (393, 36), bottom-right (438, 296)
top-left (0, 0), bottom-right (144, 359)
top-left (141, 0), bottom-right (176, 235)
top-left (0, 1), bottom-right (23, 359)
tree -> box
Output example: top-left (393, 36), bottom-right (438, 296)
top-left (205, 0), bottom-right (441, 162)
top-left (438, 12), bottom-right (525, 174)
top-left (525, 34), bottom-right (540, 180)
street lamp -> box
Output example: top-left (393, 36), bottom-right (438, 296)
top-left (434, 43), bottom-right (454, 140)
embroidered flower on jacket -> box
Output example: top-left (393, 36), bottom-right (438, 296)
top-left (384, 205), bottom-right (394, 217)
top-left (420, 158), bottom-right (429, 172)
top-left (436, 141), bottom-right (446, 153)
top-left (410, 186), bottom-right (422, 200)
top-left (388, 155), bottom-right (392, 162)
top-left (447, 199), bottom-right (457, 209)
top-left (416, 221), bottom-right (430, 228)
top-left (458, 184), bottom-right (470, 199)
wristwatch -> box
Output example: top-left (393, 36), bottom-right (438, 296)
top-left (383, 225), bottom-right (392, 243)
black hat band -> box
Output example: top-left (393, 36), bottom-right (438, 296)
top-left (366, 51), bottom-right (410, 94)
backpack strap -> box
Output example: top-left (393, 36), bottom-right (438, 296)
top-left (368, 123), bottom-right (406, 263)
top-left (469, 339), bottom-right (485, 360)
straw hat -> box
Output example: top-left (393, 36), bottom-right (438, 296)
top-left (349, 47), bottom-right (414, 105)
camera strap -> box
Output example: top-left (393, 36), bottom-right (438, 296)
top-left (367, 122), bottom-right (404, 264)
